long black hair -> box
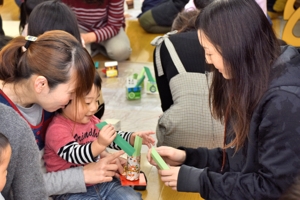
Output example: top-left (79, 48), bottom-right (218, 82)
top-left (196, 0), bottom-right (281, 150)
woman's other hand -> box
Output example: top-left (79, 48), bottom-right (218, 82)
top-left (147, 146), bottom-right (186, 167)
top-left (83, 150), bottom-right (124, 184)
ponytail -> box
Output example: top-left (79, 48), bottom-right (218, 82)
top-left (0, 36), bottom-right (28, 83)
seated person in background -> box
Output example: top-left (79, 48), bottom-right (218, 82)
top-left (62, 0), bottom-right (131, 61)
top-left (45, 70), bottom-right (155, 199)
top-left (148, 0), bottom-right (300, 199)
top-left (0, 133), bottom-right (11, 200)
top-left (152, 8), bottom-right (223, 149)
top-left (138, 0), bottom-right (212, 33)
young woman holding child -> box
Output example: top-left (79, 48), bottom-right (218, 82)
top-left (0, 31), bottom-right (130, 199)
top-left (148, 0), bottom-right (300, 199)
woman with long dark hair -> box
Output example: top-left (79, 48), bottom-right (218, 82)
top-left (148, 0), bottom-right (300, 199)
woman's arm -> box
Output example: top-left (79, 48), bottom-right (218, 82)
top-left (44, 150), bottom-right (125, 196)
top-left (0, 104), bottom-right (48, 199)
top-left (44, 167), bottom-right (86, 196)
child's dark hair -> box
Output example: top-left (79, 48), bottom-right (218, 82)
top-left (193, 0), bottom-right (212, 10)
top-left (27, 0), bottom-right (82, 44)
top-left (171, 10), bottom-right (200, 33)
top-left (19, 0), bottom-right (48, 33)
top-left (0, 132), bottom-right (10, 164)
top-left (94, 70), bottom-right (102, 91)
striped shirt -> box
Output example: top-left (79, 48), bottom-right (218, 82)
top-left (44, 114), bottom-right (133, 172)
top-left (62, 0), bottom-right (125, 42)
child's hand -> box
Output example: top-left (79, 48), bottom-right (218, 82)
top-left (130, 131), bottom-right (155, 148)
top-left (97, 124), bottom-right (116, 147)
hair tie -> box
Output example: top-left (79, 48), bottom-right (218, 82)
top-left (24, 35), bottom-right (37, 50)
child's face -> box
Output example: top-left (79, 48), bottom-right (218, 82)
top-left (63, 84), bottom-right (101, 124)
top-left (0, 145), bottom-right (12, 192)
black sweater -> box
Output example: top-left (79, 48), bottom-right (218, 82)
top-left (177, 46), bottom-right (300, 200)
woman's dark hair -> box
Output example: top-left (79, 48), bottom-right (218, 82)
top-left (171, 10), bottom-right (200, 32)
top-left (19, 0), bottom-right (47, 33)
top-left (27, 0), bottom-right (82, 43)
top-left (280, 174), bottom-right (300, 200)
top-left (193, 0), bottom-right (212, 10)
top-left (196, 0), bottom-right (281, 151)
top-left (0, 30), bottom-right (95, 111)
top-left (0, 132), bottom-right (10, 164)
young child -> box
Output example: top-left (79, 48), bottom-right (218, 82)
top-left (0, 133), bottom-right (11, 200)
top-left (44, 71), bottom-right (155, 199)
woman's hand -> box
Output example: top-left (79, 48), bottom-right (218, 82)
top-left (159, 166), bottom-right (180, 191)
top-left (130, 131), bottom-right (155, 148)
top-left (83, 150), bottom-right (124, 184)
top-left (147, 146), bottom-right (186, 167)
top-left (100, 150), bottom-right (126, 178)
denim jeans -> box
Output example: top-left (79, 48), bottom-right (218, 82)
top-left (52, 177), bottom-right (142, 200)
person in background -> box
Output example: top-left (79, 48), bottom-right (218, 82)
top-left (45, 70), bottom-right (155, 199)
top-left (62, 0), bottom-right (131, 61)
top-left (148, 0), bottom-right (300, 199)
top-left (152, 8), bottom-right (223, 149)
top-left (139, 0), bottom-right (212, 33)
top-left (0, 133), bottom-right (11, 200)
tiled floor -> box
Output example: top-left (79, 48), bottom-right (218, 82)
top-left (99, 62), bottom-right (161, 153)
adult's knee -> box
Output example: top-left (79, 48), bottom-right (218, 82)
top-left (106, 43), bottom-right (131, 61)
top-left (139, 10), bottom-right (157, 33)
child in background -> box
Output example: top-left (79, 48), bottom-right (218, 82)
top-left (44, 71), bottom-right (155, 200)
top-left (0, 133), bottom-right (11, 200)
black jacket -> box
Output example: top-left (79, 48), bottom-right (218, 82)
top-left (177, 46), bottom-right (300, 200)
